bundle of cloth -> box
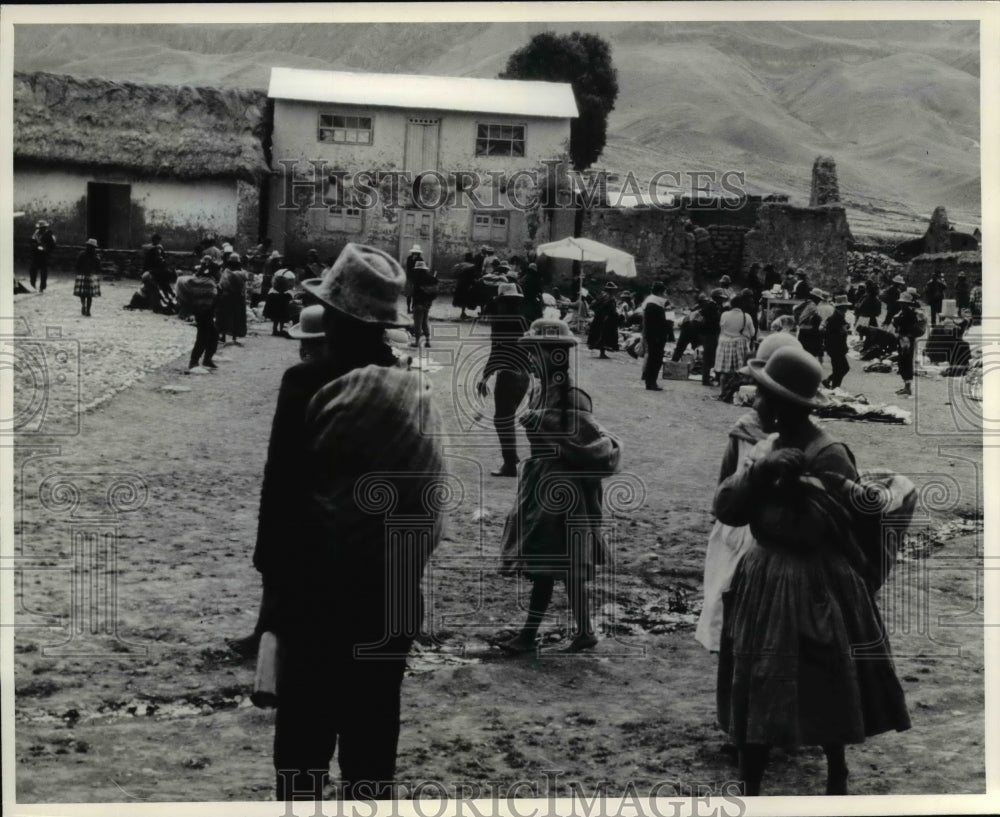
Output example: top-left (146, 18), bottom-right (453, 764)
top-left (813, 388), bottom-right (911, 424)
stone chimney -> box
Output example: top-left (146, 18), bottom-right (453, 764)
top-left (809, 156), bottom-right (840, 206)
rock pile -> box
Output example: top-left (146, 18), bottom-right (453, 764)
top-left (847, 250), bottom-right (903, 282)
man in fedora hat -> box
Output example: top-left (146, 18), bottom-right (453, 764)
top-left (477, 282), bottom-right (532, 476)
top-left (892, 290), bottom-right (926, 396)
top-left (923, 270), bottom-right (947, 326)
top-left (404, 243), bottom-right (423, 314)
top-left (29, 219), bottom-right (56, 292)
top-left (822, 296), bottom-right (852, 389)
top-left (954, 270), bottom-right (970, 317)
top-left (881, 274), bottom-right (905, 326)
top-left (587, 282), bottom-right (620, 359)
top-left (249, 243), bottom-right (445, 802)
top-left (409, 258), bottom-right (438, 348)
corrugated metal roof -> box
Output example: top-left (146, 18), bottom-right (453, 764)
top-left (268, 66), bottom-right (578, 119)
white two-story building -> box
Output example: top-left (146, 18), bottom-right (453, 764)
top-left (266, 66), bottom-right (577, 272)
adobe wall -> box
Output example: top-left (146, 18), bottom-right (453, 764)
top-left (908, 251), bottom-right (982, 292)
top-left (742, 203), bottom-right (853, 291)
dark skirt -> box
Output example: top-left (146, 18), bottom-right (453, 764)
top-left (74, 273), bottom-right (101, 298)
top-left (717, 541), bottom-right (911, 748)
top-left (263, 291), bottom-right (292, 323)
top-left (216, 293), bottom-right (248, 338)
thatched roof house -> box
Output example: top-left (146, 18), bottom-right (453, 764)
top-left (14, 71), bottom-right (270, 182)
top-left (13, 71), bottom-right (270, 252)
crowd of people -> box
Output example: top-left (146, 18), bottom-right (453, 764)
top-left (19, 227), bottom-right (955, 800)
top-left (200, 240), bottom-right (925, 803)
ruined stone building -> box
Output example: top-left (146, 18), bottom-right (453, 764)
top-left (13, 71), bottom-right (270, 256)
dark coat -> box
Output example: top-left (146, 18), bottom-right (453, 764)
top-left (587, 293), bottom-right (620, 350)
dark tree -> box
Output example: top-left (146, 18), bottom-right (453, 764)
top-left (500, 31), bottom-right (619, 170)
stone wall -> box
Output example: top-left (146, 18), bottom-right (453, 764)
top-left (742, 203), bottom-right (853, 291)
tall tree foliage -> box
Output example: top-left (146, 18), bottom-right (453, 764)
top-left (500, 31), bottom-right (619, 170)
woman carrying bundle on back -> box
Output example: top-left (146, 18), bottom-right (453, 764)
top-left (714, 346), bottom-right (910, 795)
top-left (496, 318), bottom-right (622, 655)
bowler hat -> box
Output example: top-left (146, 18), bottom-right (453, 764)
top-left (748, 346), bottom-right (828, 408)
top-left (302, 243), bottom-right (411, 327)
top-left (738, 332), bottom-right (802, 375)
top-left (286, 304), bottom-right (327, 339)
top-left (86, 238), bottom-right (98, 247)
top-left (517, 318), bottom-right (578, 346)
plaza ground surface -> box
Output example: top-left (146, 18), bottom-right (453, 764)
top-left (10, 272), bottom-right (985, 802)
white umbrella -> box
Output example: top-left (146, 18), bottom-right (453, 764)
top-left (536, 237), bottom-right (637, 323)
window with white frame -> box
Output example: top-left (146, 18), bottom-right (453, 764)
top-left (326, 206), bottom-right (363, 233)
top-left (319, 113), bottom-right (374, 145)
top-left (475, 123), bottom-right (526, 157)
top-left (472, 212), bottom-right (509, 244)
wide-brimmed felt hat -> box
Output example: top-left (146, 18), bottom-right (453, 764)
top-left (833, 294), bottom-right (850, 307)
top-left (739, 332), bottom-right (802, 375)
top-left (603, 282), bottom-right (619, 291)
top-left (720, 275), bottom-right (732, 285)
top-left (302, 242), bottom-right (411, 327)
top-left (517, 318), bottom-right (578, 346)
top-left (287, 305), bottom-right (327, 339)
top-left (409, 244), bottom-right (423, 254)
top-left (748, 346), bottom-right (828, 408)
top-left (36, 220), bottom-right (49, 228)
top-left (795, 270), bottom-right (807, 277)
top-left (222, 243), bottom-right (234, 253)
top-left (892, 274), bottom-right (906, 285)
top-left (495, 282), bottom-right (523, 299)
top-left (958, 271), bottom-right (967, 277)
top-left (86, 238), bottom-right (98, 247)
top-left (899, 290), bottom-right (917, 304)
top-left (709, 288), bottom-right (727, 303)
top-left (413, 259), bottom-right (428, 271)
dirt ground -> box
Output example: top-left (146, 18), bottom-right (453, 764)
top-left (11, 272), bottom-right (984, 802)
